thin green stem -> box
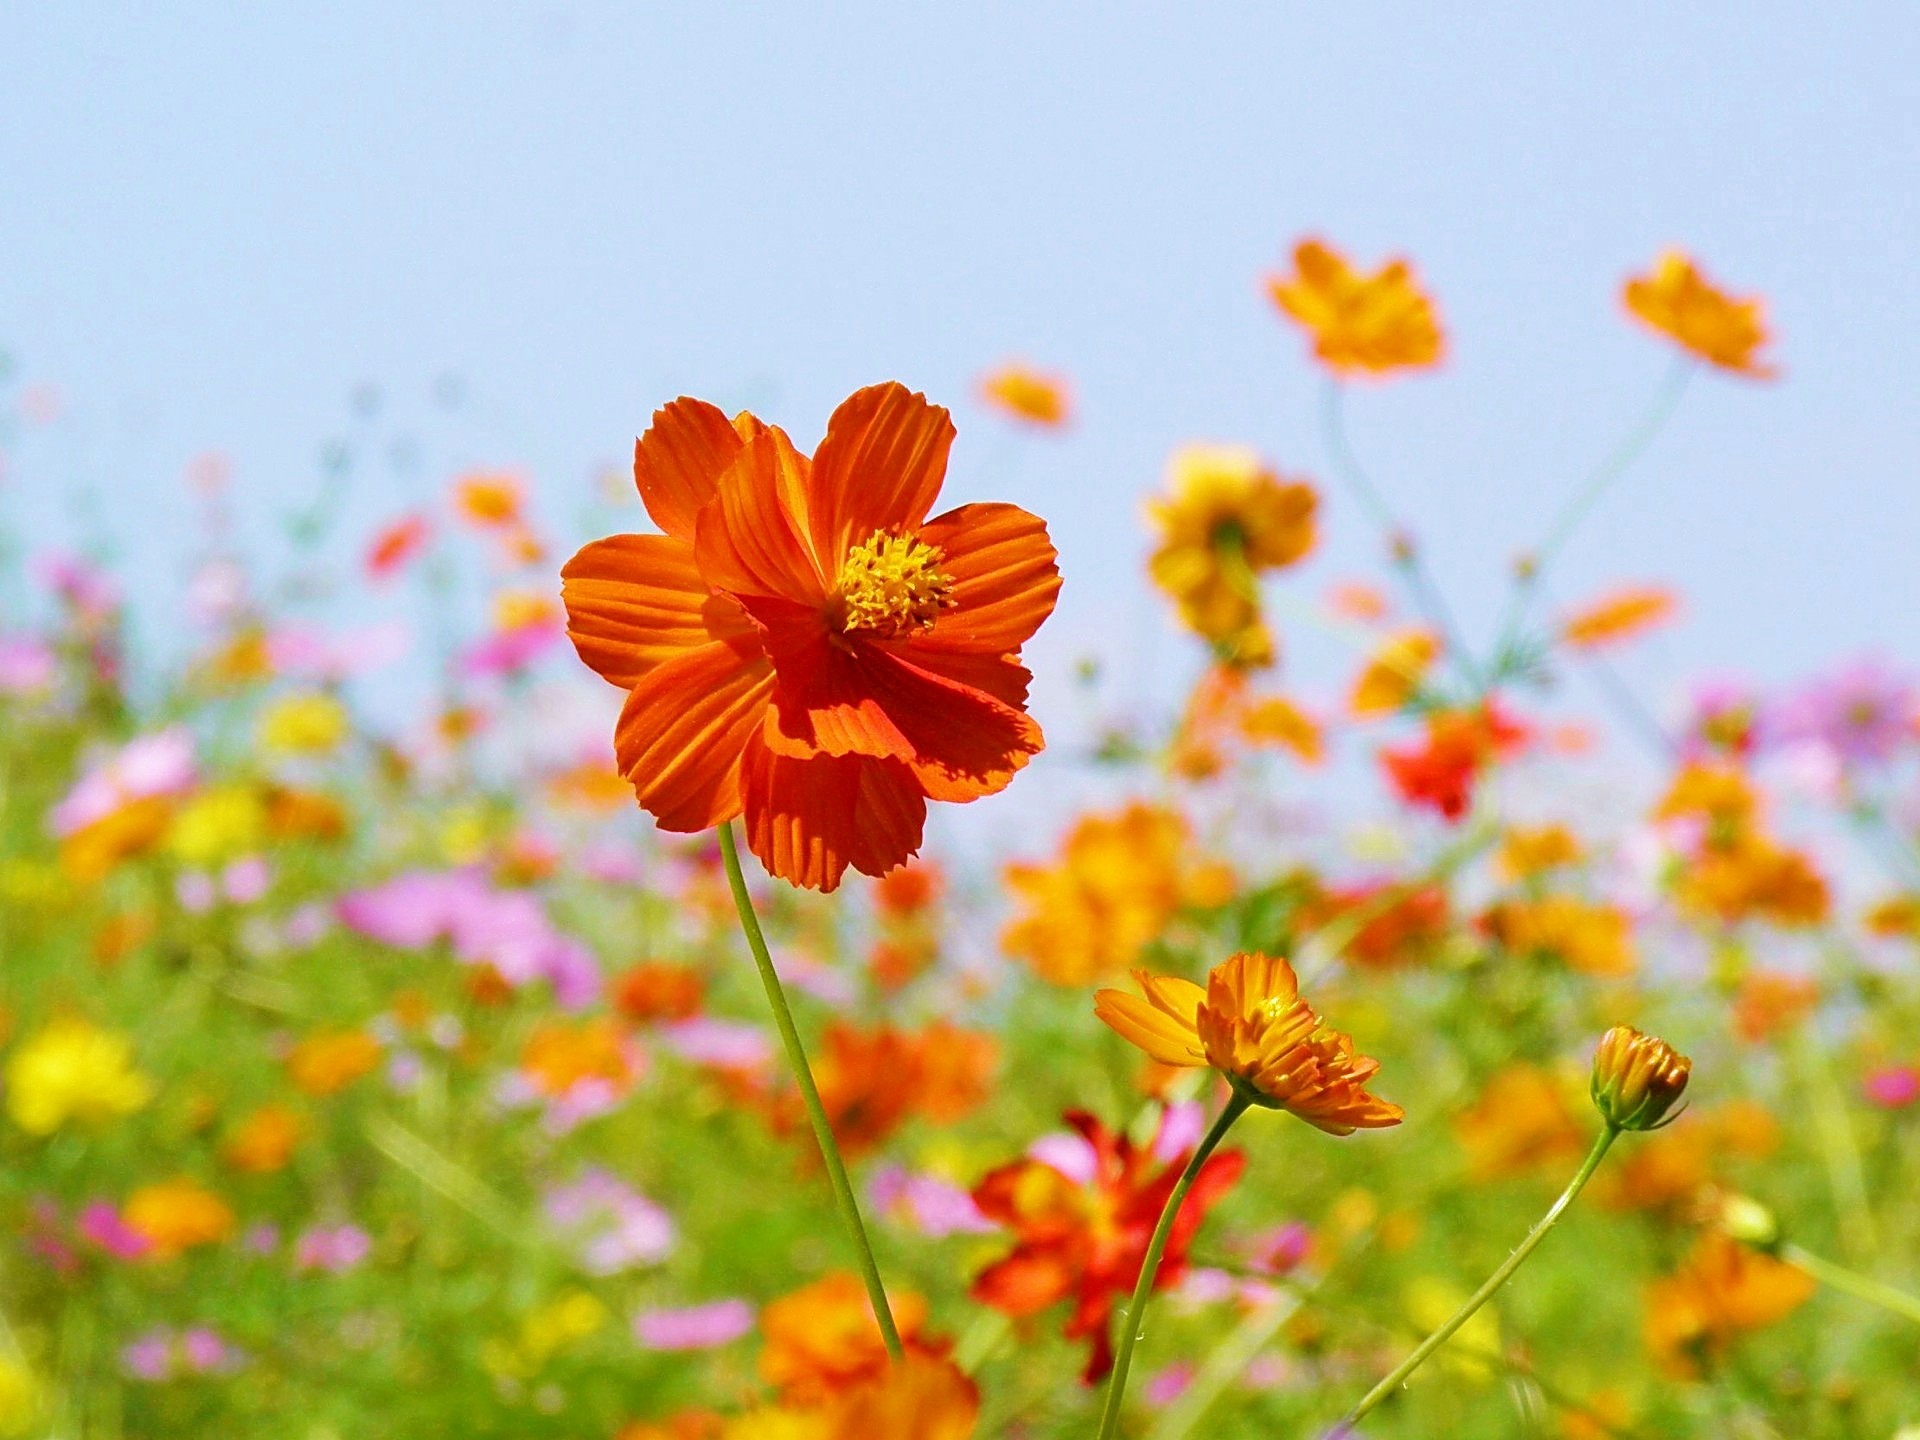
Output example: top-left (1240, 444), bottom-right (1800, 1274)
top-left (716, 820), bottom-right (903, 1360)
top-left (1783, 1243), bottom-right (1920, 1326)
top-left (1095, 1092), bottom-right (1252, 1440)
top-left (1337, 1125), bottom-right (1618, 1432)
top-left (1790, 1025), bottom-right (1879, 1262)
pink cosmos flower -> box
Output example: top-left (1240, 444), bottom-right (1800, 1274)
top-left (631, 1300), bottom-right (754, 1351)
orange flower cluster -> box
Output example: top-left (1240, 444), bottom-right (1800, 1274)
top-left (1656, 764), bottom-right (1829, 928)
top-left (1480, 893), bottom-right (1636, 977)
top-left (1624, 250), bottom-right (1776, 378)
top-left (1643, 1232), bottom-right (1814, 1376)
top-left (1096, 952), bottom-right (1403, 1133)
top-left (1268, 238), bottom-right (1445, 377)
top-left (970, 1108), bottom-right (1244, 1380)
top-left (563, 384), bottom-right (1060, 891)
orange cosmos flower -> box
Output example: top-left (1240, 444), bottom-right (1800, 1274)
top-left (123, 1177), bottom-right (236, 1259)
top-left (766, 1021), bottom-right (994, 1158)
top-left (1240, 694), bottom-right (1326, 765)
top-left (1267, 238), bottom-right (1445, 377)
top-left (454, 472), bottom-right (526, 528)
top-left (285, 1029), bottom-right (382, 1096)
top-left (1497, 823), bottom-right (1583, 881)
top-left (221, 1103), bottom-right (305, 1174)
top-left (977, 363), bottom-right (1071, 428)
top-left (1299, 879), bottom-right (1451, 969)
top-left (1559, 585), bottom-right (1679, 650)
top-left (1623, 250), bottom-right (1776, 378)
top-left (612, 961), bottom-right (706, 1025)
top-left (1349, 627), bottom-right (1442, 718)
top-left (562, 384), bottom-right (1060, 892)
top-left (365, 513), bottom-right (431, 581)
top-left (970, 1108), bottom-right (1244, 1381)
top-left (1480, 894), bottom-right (1637, 977)
top-left (1643, 1232), bottom-right (1814, 1377)
top-left (818, 1352), bottom-right (979, 1440)
top-left (1452, 1063), bottom-right (1589, 1183)
top-left (758, 1271), bottom-right (938, 1403)
top-left (1731, 970), bottom-right (1819, 1044)
top-left (1095, 952), bottom-right (1403, 1134)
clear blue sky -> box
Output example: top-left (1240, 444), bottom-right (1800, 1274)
top-left (4, 5), bottom-right (1918, 744)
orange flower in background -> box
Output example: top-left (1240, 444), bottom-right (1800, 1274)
top-left (873, 857), bottom-right (944, 918)
top-left (612, 962), bottom-right (706, 1025)
top-left (1731, 970), bottom-right (1819, 1043)
top-left (1146, 445), bottom-right (1317, 669)
top-left (818, 1353), bottom-right (979, 1440)
top-left (1001, 803), bottom-right (1194, 984)
top-left (767, 1021), bottom-right (993, 1157)
top-left (1326, 580), bottom-right (1390, 622)
top-left (758, 1271), bottom-right (937, 1402)
top-left (519, 1017), bottom-right (636, 1098)
top-left (977, 363), bottom-right (1071, 428)
top-left (285, 1029), bottom-right (382, 1096)
top-left (1240, 694), bottom-right (1326, 765)
top-left (1267, 238), bottom-right (1445, 377)
top-left (1349, 628), bottom-right (1441, 718)
top-left (970, 1108), bottom-right (1244, 1381)
top-left (1382, 701), bottom-right (1530, 822)
top-left (222, 1103), bottom-right (305, 1174)
top-left (1497, 824), bottom-right (1584, 882)
top-left (1643, 1232), bottom-right (1814, 1377)
top-left (1624, 250), bottom-right (1776, 378)
top-left (1560, 585), bottom-right (1679, 650)
top-left (1481, 894), bottom-right (1637, 977)
top-left (365, 513), bottom-right (430, 581)
top-left (454, 472), bottom-right (526, 528)
top-left (123, 1177), bottom-right (236, 1259)
top-left (562, 384), bottom-right (1060, 892)
top-left (1301, 879), bottom-right (1451, 969)
top-left (1453, 1063), bottom-right (1589, 1182)
top-left (1864, 892), bottom-right (1920, 940)
top-left (1096, 952), bottom-right (1404, 1133)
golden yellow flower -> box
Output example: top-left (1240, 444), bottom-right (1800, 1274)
top-left (1267, 238), bottom-right (1445, 377)
top-left (1348, 628), bottom-right (1440, 717)
top-left (5, 1016), bottom-right (153, 1135)
top-left (977, 363), bottom-right (1071, 428)
top-left (166, 783), bottom-right (267, 866)
top-left (1095, 952), bottom-right (1403, 1134)
top-left (1559, 585), bottom-right (1678, 650)
top-left (1590, 1025), bottom-right (1691, 1132)
top-left (1482, 894), bottom-right (1636, 977)
top-left (1496, 824), bottom-right (1583, 882)
top-left (1146, 445), bottom-right (1317, 667)
top-left (1623, 250), bottom-right (1775, 377)
top-left (257, 691), bottom-right (349, 756)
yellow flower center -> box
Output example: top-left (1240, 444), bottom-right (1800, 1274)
top-left (836, 530), bottom-right (955, 637)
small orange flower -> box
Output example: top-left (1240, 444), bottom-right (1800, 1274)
top-left (1239, 694), bottom-right (1326, 765)
top-left (1559, 585), bottom-right (1679, 650)
top-left (977, 363), bottom-right (1071, 428)
top-left (1267, 238), bottom-right (1445, 377)
top-left (1299, 880), bottom-right (1451, 970)
top-left (285, 1029), bottom-right (382, 1096)
top-left (1731, 970), bottom-right (1819, 1044)
top-left (767, 1022), bottom-right (994, 1158)
top-left (873, 858), bottom-right (943, 918)
top-left (757, 1271), bottom-right (936, 1402)
top-left (454, 472), bottom-right (526, 528)
top-left (819, 1353), bottom-right (979, 1440)
top-left (1349, 628), bottom-right (1441, 718)
top-left (222, 1103), bottom-right (305, 1174)
top-left (1623, 250), bottom-right (1776, 378)
top-left (1497, 824), bottom-right (1583, 881)
top-left (562, 384), bottom-right (1060, 892)
top-left (612, 962), bottom-right (706, 1025)
top-left (1453, 1063), bottom-right (1590, 1183)
top-left (366, 513), bottom-right (431, 581)
top-left (1591, 1025), bottom-right (1692, 1132)
top-left (1481, 894), bottom-right (1636, 977)
top-left (1643, 1232), bottom-right (1814, 1376)
top-left (1095, 952), bottom-right (1403, 1133)
top-left (519, 1017), bottom-right (636, 1098)
top-left (123, 1177), bottom-right (236, 1259)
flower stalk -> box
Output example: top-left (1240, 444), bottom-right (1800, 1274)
top-left (716, 819), bottom-right (903, 1360)
top-left (1094, 1092), bottom-right (1252, 1440)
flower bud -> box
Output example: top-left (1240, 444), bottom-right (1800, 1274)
top-left (1589, 1025), bottom-right (1691, 1132)
top-left (1716, 1192), bottom-right (1781, 1251)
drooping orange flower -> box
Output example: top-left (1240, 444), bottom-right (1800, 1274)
top-left (123, 1177), bottom-right (236, 1259)
top-left (1146, 445), bottom-right (1317, 668)
top-left (977, 363), bottom-right (1071, 428)
top-left (1267, 238), bottom-right (1445, 377)
top-left (1643, 1232), bottom-right (1814, 1377)
top-left (1623, 250), bottom-right (1776, 378)
top-left (1381, 701), bottom-right (1530, 822)
top-left (562, 384), bottom-right (1060, 892)
top-left (1095, 952), bottom-right (1404, 1133)
top-left (1559, 585), bottom-right (1679, 651)
top-left (757, 1271), bottom-right (938, 1403)
top-left (970, 1108), bottom-right (1244, 1381)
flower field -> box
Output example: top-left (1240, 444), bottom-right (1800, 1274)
top-left (1, 239), bottom-right (1917, 1440)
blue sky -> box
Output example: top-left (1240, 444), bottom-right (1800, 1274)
top-left (3, 4), bottom-right (1918, 753)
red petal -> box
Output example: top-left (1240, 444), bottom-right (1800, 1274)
top-left (970, 1248), bottom-right (1076, 1319)
top-left (612, 640), bottom-right (772, 831)
top-left (561, 534), bottom-right (750, 690)
top-left (807, 383), bottom-right (954, 567)
top-left (634, 398), bottom-right (744, 540)
top-left (695, 428), bottom-right (826, 603)
top-left (739, 733), bottom-right (926, 892)
top-left (912, 502), bottom-right (1060, 654)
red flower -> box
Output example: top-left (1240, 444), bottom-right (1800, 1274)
top-left (1382, 701), bottom-right (1530, 821)
top-left (969, 1109), bottom-right (1244, 1382)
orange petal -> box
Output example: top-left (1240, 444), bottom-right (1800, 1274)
top-left (911, 502), bottom-right (1061, 655)
top-left (561, 533), bottom-right (750, 689)
top-left (739, 733), bottom-right (927, 893)
top-left (1138, 970), bottom-right (1208, 1028)
top-left (634, 398), bottom-right (744, 540)
top-left (807, 383), bottom-right (955, 567)
top-left (970, 1247), bottom-right (1077, 1319)
top-left (1093, 988), bottom-right (1207, 1067)
top-left (613, 640), bottom-right (772, 831)
top-left (695, 428), bottom-right (826, 602)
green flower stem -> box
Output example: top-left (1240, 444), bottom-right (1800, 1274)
top-left (1783, 1243), bottom-right (1920, 1326)
top-left (716, 820), bottom-right (903, 1361)
top-left (1338, 1125), bottom-right (1618, 1432)
top-left (1095, 1091), bottom-right (1252, 1440)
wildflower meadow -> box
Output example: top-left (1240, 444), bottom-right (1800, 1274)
top-left (5, 18), bottom-right (1920, 1437)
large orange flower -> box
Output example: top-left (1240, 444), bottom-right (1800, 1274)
top-left (563, 384), bottom-right (1060, 891)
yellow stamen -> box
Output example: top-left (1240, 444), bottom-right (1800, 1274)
top-left (836, 530), bottom-right (955, 636)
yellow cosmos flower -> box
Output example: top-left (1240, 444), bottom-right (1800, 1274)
top-left (257, 691), bottom-right (349, 756)
top-left (1623, 250), bottom-right (1775, 378)
top-left (167, 783), bottom-right (267, 866)
top-left (1095, 952), bottom-right (1404, 1134)
top-left (1147, 445), bottom-right (1317, 667)
top-left (1348, 628), bottom-right (1440, 717)
top-left (5, 1016), bottom-right (153, 1135)
top-left (1267, 238), bottom-right (1445, 377)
